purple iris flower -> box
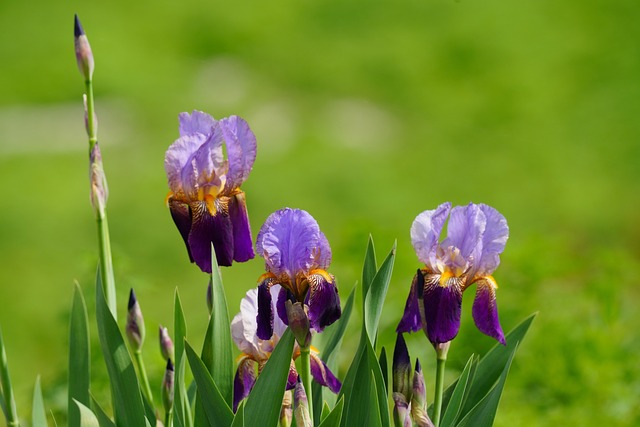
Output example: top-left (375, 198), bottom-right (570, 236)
top-left (231, 285), bottom-right (341, 412)
top-left (254, 208), bottom-right (341, 340)
top-left (397, 202), bottom-right (509, 345)
top-left (164, 110), bottom-right (256, 272)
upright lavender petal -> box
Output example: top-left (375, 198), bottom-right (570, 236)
top-left (229, 192), bottom-right (255, 262)
top-left (220, 116), bottom-right (257, 190)
top-left (164, 133), bottom-right (208, 197)
top-left (422, 281), bottom-right (463, 344)
top-left (178, 110), bottom-right (217, 137)
top-left (256, 208), bottom-right (321, 277)
top-left (411, 203), bottom-right (451, 267)
top-left (396, 270), bottom-right (424, 333)
top-left (475, 204), bottom-right (509, 276)
top-left (314, 232), bottom-right (332, 270)
top-left (472, 278), bottom-right (506, 345)
top-left (441, 203), bottom-right (485, 262)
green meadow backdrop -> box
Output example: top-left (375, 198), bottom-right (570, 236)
top-left (1, 0), bottom-right (638, 425)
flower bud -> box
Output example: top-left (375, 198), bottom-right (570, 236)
top-left (126, 289), bottom-right (145, 351)
top-left (411, 359), bottom-right (434, 427)
top-left (74, 15), bottom-right (94, 80)
top-left (162, 358), bottom-right (175, 414)
top-left (280, 390), bottom-right (293, 427)
top-left (293, 378), bottom-right (312, 427)
top-left (159, 326), bottom-right (174, 361)
top-left (393, 333), bottom-right (412, 427)
top-left (285, 300), bottom-right (311, 348)
top-left (89, 143), bottom-right (108, 217)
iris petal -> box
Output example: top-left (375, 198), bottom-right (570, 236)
top-left (476, 204), bottom-right (509, 276)
top-left (233, 356), bottom-right (256, 412)
top-left (164, 133), bottom-right (207, 197)
top-left (442, 203), bottom-right (486, 262)
top-left (220, 116), bottom-right (257, 190)
top-left (168, 199), bottom-right (193, 262)
top-left (229, 192), bottom-right (255, 263)
top-left (396, 270), bottom-right (424, 333)
top-left (411, 203), bottom-right (451, 267)
top-left (310, 353), bottom-right (341, 394)
top-left (422, 279), bottom-right (463, 344)
top-left (255, 208), bottom-right (322, 277)
top-left (188, 202), bottom-right (234, 272)
top-left (306, 272), bottom-right (341, 332)
top-left (256, 282), bottom-right (274, 340)
top-left (178, 110), bottom-right (217, 137)
top-left (472, 278), bottom-right (505, 345)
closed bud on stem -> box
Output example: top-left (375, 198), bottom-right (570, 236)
top-left (126, 289), bottom-right (145, 351)
top-left (74, 15), bottom-right (94, 80)
top-left (162, 358), bottom-right (175, 413)
top-left (393, 333), bottom-right (412, 427)
top-left (206, 281), bottom-right (213, 315)
top-left (294, 377), bottom-right (312, 427)
top-left (411, 359), bottom-right (434, 427)
top-left (285, 300), bottom-right (311, 348)
top-left (89, 143), bottom-right (108, 217)
top-left (280, 390), bottom-right (293, 427)
top-left (159, 325), bottom-right (174, 361)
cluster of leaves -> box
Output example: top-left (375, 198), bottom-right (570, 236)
top-left (0, 235), bottom-right (534, 427)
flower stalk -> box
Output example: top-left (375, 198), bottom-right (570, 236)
top-left (298, 345), bottom-right (313, 420)
top-left (432, 342), bottom-right (450, 427)
top-left (75, 15), bottom-right (116, 316)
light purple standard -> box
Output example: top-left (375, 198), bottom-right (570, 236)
top-left (397, 202), bottom-right (509, 345)
top-left (164, 111), bottom-right (256, 272)
top-left (254, 208), bottom-right (341, 340)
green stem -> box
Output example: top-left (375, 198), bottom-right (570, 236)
top-left (432, 343), bottom-right (449, 427)
top-left (298, 345), bottom-right (313, 419)
top-left (85, 78), bottom-right (116, 317)
top-left (0, 329), bottom-right (20, 427)
top-left (134, 350), bottom-right (154, 406)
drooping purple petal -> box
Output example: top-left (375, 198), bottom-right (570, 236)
top-left (164, 133), bottom-right (207, 197)
top-left (187, 202), bottom-right (234, 272)
top-left (476, 204), bottom-right (509, 276)
top-left (256, 208), bottom-right (322, 278)
top-left (228, 192), bottom-right (255, 263)
top-left (396, 270), bottom-right (424, 333)
top-left (411, 203), bottom-right (451, 267)
top-left (233, 356), bottom-right (256, 412)
top-left (256, 282), bottom-right (274, 340)
top-left (306, 272), bottom-right (341, 332)
top-left (179, 110), bottom-right (217, 137)
top-left (422, 280), bottom-right (463, 344)
top-left (442, 203), bottom-right (485, 263)
top-left (472, 278), bottom-right (506, 345)
top-left (168, 199), bottom-right (193, 262)
top-left (276, 287), bottom-right (293, 326)
top-left (309, 353), bottom-right (341, 394)
top-left (220, 116), bottom-right (257, 190)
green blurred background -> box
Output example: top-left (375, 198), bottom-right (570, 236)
top-left (1, 0), bottom-right (639, 425)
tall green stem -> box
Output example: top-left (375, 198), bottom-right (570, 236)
top-left (85, 78), bottom-right (117, 316)
top-left (298, 345), bottom-right (313, 419)
top-left (133, 350), bottom-right (154, 405)
top-left (432, 342), bottom-right (450, 427)
top-left (0, 329), bottom-right (19, 427)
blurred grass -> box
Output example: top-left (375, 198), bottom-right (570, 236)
top-left (0, 0), bottom-right (639, 425)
